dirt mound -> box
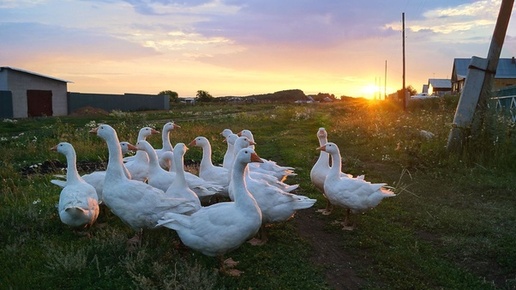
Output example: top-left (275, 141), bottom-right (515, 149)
top-left (70, 106), bottom-right (109, 116)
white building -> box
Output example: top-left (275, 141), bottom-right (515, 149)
top-left (0, 67), bottom-right (70, 118)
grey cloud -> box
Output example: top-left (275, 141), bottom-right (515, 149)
top-left (0, 22), bottom-right (157, 61)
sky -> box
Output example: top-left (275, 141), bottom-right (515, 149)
top-left (1, 0), bottom-right (515, 99)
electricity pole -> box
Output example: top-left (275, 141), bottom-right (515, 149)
top-left (402, 12), bottom-right (406, 110)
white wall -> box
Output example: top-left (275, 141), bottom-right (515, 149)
top-left (2, 69), bottom-right (68, 118)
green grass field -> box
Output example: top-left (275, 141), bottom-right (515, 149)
top-left (1, 97), bottom-right (515, 289)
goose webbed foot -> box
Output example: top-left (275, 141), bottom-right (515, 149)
top-left (126, 229), bottom-right (143, 252)
top-left (218, 257), bottom-right (243, 276)
top-left (247, 225), bottom-right (268, 246)
top-left (316, 200), bottom-right (333, 215)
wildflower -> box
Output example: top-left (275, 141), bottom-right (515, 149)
top-left (32, 198), bottom-right (41, 205)
top-left (85, 120), bottom-right (97, 128)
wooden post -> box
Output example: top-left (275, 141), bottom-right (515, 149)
top-left (402, 12), bottom-right (406, 110)
top-left (446, 0), bottom-right (514, 153)
top-left (446, 57), bottom-right (489, 152)
top-left (477, 0), bottom-right (514, 111)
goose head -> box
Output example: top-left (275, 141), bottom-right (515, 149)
top-left (317, 127), bottom-right (328, 139)
top-left (235, 147), bottom-right (263, 164)
top-left (90, 124), bottom-right (116, 141)
top-left (238, 129), bottom-right (254, 141)
top-left (137, 127), bottom-right (160, 141)
top-left (120, 141), bottom-right (137, 155)
top-left (164, 121), bottom-right (181, 132)
top-left (173, 143), bottom-right (188, 156)
top-left (235, 136), bottom-right (256, 151)
top-left (317, 142), bottom-right (339, 154)
top-left (221, 128), bottom-right (233, 138)
top-left (50, 142), bottom-right (73, 154)
top-left (189, 136), bottom-right (208, 147)
top-left (135, 140), bottom-right (153, 153)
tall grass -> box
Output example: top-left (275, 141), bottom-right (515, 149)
top-left (1, 98), bottom-right (515, 289)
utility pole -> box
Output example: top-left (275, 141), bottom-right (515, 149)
top-left (446, 0), bottom-right (514, 153)
top-left (402, 12), bottom-right (406, 110)
top-left (384, 60), bottom-right (387, 100)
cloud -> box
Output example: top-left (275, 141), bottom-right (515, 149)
top-left (0, 22), bottom-right (157, 63)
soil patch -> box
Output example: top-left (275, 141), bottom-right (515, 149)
top-left (20, 160), bottom-right (107, 176)
top-left (294, 208), bottom-right (366, 290)
top-left (70, 106), bottom-right (110, 117)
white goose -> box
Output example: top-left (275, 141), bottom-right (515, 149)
top-left (238, 129), bottom-right (296, 181)
top-left (157, 148), bottom-right (263, 276)
top-left (50, 142), bottom-right (99, 229)
top-left (155, 121), bottom-right (181, 170)
top-left (51, 141), bottom-right (134, 202)
top-left (164, 143), bottom-right (201, 214)
top-left (90, 124), bottom-right (198, 245)
top-left (231, 136), bottom-right (315, 245)
top-left (319, 142), bottom-right (395, 230)
top-left (124, 126), bottom-right (160, 182)
top-left (189, 136), bottom-right (230, 196)
top-left (136, 140), bottom-right (220, 198)
top-left (221, 129), bottom-right (235, 170)
top-left (311, 128), bottom-right (364, 215)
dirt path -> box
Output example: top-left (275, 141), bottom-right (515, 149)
top-left (294, 208), bottom-right (366, 290)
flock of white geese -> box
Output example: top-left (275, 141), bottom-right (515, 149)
top-left (50, 122), bottom-right (395, 276)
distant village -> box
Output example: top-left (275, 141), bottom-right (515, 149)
top-left (1, 57), bottom-right (516, 119)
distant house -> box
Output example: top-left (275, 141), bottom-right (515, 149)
top-left (0, 67), bottom-right (69, 118)
top-left (428, 79), bottom-right (451, 96)
top-left (451, 57), bottom-right (516, 94)
top-left (421, 84), bottom-right (429, 94)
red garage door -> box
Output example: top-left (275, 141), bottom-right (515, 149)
top-left (27, 90), bottom-right (53, 117)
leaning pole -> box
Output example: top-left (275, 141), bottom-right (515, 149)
top-left (446, 0), bottom-right (514, 153)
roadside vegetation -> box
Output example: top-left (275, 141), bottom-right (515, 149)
top-left (1, 96), bottom-right (515, 289)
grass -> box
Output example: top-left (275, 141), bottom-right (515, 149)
top-left (1, 97), bottom-right (515, 289)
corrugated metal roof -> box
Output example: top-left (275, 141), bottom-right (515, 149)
top-left (428, 78), bottom-right (451, 89)
top-left (0, 66), bottom-right (72, 83)
top-left (453, 58), bottom-right (516, 79)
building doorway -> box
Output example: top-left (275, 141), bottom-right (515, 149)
top-left (27, 90), bottom-right (53, 117)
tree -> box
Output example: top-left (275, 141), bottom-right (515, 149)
top-left (195, 90), bottom-right (214, 102)
top-left (158, 90), bottom-right (179, 103)
top-left (406, 85), bottom-right (417, 96)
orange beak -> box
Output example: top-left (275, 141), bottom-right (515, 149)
top-left (188, 139), bottom-right (197, 146)
top-left (89, 127), bottom-right (98, 134)
top-left (250, 152), bottom-right (264, 163)
top-left (317, 145), bottom-right (326, 151)
top-left (126, 143), bottom-right (138, 151)
top-left (50, 145), bottom-right (58, 151)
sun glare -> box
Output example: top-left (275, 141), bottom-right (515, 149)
top-left (361, 84), bottom-right (382, 99)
